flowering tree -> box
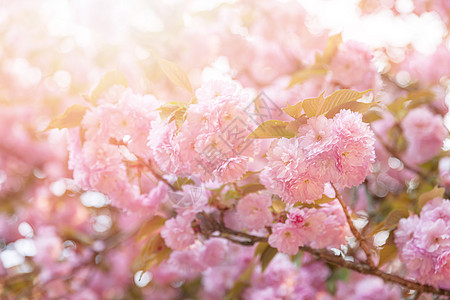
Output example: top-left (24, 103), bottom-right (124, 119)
top-left (1, 0), bottom-right (450, 299)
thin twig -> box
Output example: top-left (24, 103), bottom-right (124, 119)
top-left (140, 158), bottom-right (176, 191)
top-left (331, 183), bottom-right (376, 269)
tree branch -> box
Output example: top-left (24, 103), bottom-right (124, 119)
top-left (196, 212), bottom-right (450, 297)
top-left (300, 246), bottom-right (450, 297)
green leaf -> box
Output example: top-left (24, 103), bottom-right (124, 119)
top-left (316, 33), bottom-right (343, 66)
top-left (158, 102), bottom-right (188, 129)
top-left (271, 198), bottom-right (286, 213)
top-left (89, 70), bottom-right (128, 105)
top-left (45, 104), bottom-right (88, 131)
top-left (158, 102), bottom-right (187, 119)
top-left (62, 226), bottom-right (93, 245)
top-left (282, 101), bottom-right (303, 119)
top-left (133, 234), bottom-right (171, 273)
top-left (315, 194), bottom-right (335, 205)
top-left (369, 208), bottom-right (409, 236)
top-left (173, 177), bottom-right (195, 190)
top-left (325, 100), bottom-right (376, 119)
top-left (225, 281), bottom-right (249, 300)
top-left (242, 170), bottom-right (261, 178)
top-left (247, 120), bottom-right (296, 139)
top-left (388, 90), bottom-right (434, 115)
top-left (156, 56), bottom-right (193, 93)
top-left (172, 109), bottom-right (187, 128)
top-left (180, 277), bottom-right (202, 299)
top-left (285, 115), bottom-right (308, 133)
top-left (378, 244), bottom-right (397, 267)
top-left (254, 242), bottom-right (269, 258)
top-left (294, 202), bottom-right (322, 209)
top-left (135, 216), bottom-right (166, 242)
top-left (303, 89), bottom-right (371, 118)
top-left (288, 68), bottom-right (327, 88)
top-left (260, 245), bottom-right (278, 272)
top-left (224, 261), bottom-right (255, 300)
top-left (287, 34), bottom-right (342, 89)
top-left (362, 110), bottom-right (383, 123)
top-left (224, 190), bottom-right (241, 202)
top-left (302, 91), bottom-right (326, 117)
top-left (326, 267), bottom-right (349, 294)
top-left (292, 195), bottom-right (333, 209)
top-left (418, 186), bottom-right (445, 210)
top-left (384, 208), bottom-right (409, 229)
top-left (240, 183), bottom-right (266, 195)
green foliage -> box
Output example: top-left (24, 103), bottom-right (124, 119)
top-left (247, 120), bottom-right (297, 139)
top-left (88, 70), bottom-right (128, 105)
top-left (45, 104), bottom-right (88, 131)
top-left (302, 89), bottom-right (371, 117)
top-left (254, 242), bottom-right (278, 272)
top-left (154, 53), bottom-right (193, 94)
top-left (418, 186), bottom-right (445, 210)
top-left (326, 267), bottom-right (350, 294)
top-left (288, 34), bottom-right (342, 88)
top-left (135, 216), bottom-right (166, 242)
top-left (369, 208), bottom-right (409, 237)
top-left (133, 233), bottom-right (172, 274)
top-left (224, 261), bottom-right (255, 300)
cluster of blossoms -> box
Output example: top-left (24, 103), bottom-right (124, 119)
top-left (68, 88), bottom-right (165, 210)
top-left (268, 200), bottom-right (350, 254)
top-left (243, 254), bottom-right (330, 300)
top-left (217, 0), bottom-right (327, 88)
top-left (149, 80), bottom-right (259, 183)
top-left (155, 238), bottom-right (229, 281)
top-left (328, 41), bottom-right (380, 91)
top-left (395, 197), bottom-right (450, 289)
top-left (262, 111), bottom-right (376, 204)
top-left (395, 45), bottom-right (450, 87)
top-left (401, 107), bottom-right (448, 165)
top-left (334, 273), bottom-right (401, 300)
top-left (236, 193), bottom-right (274, 231)
top-left (0, 106), bottom-right (65, 199)
top-left (368, 104), bottom-right (449, 197)
top-left (147, 240), bottom-right (253, 299)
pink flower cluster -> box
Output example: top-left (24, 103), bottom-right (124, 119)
top-left (150, 241), bottom-right (254, 299)
top-left (0, 106), bottom-right (66, 199)
top-left (329, 41), bottom-right (379, 91)
top-left (401, 107), bottom-right (448, 165)
top-left (161, 214), bottom-right (196, 251)
top-left (154, 238), bottom-right (229, 283)
top-left (68, 88), bottom-right (164, 210)
top-left (335, 273), bottom-right (401, 300)
top-left (398, 45), bottom-right (450, 86)
top-left (217, 0), bottom-right (328, 87)
top-left (395, 197), bottom-right (450, 288)
top-left (149, 80), bottom-right (259, 183)
top-left (243, 254), bottom-right (330, 300)
top-left (236, 193), bottom-right (274, 231)
top-left (262, 110), bottom-right (376, 204)
top-left (268, 200), bottom-right (350, 255)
